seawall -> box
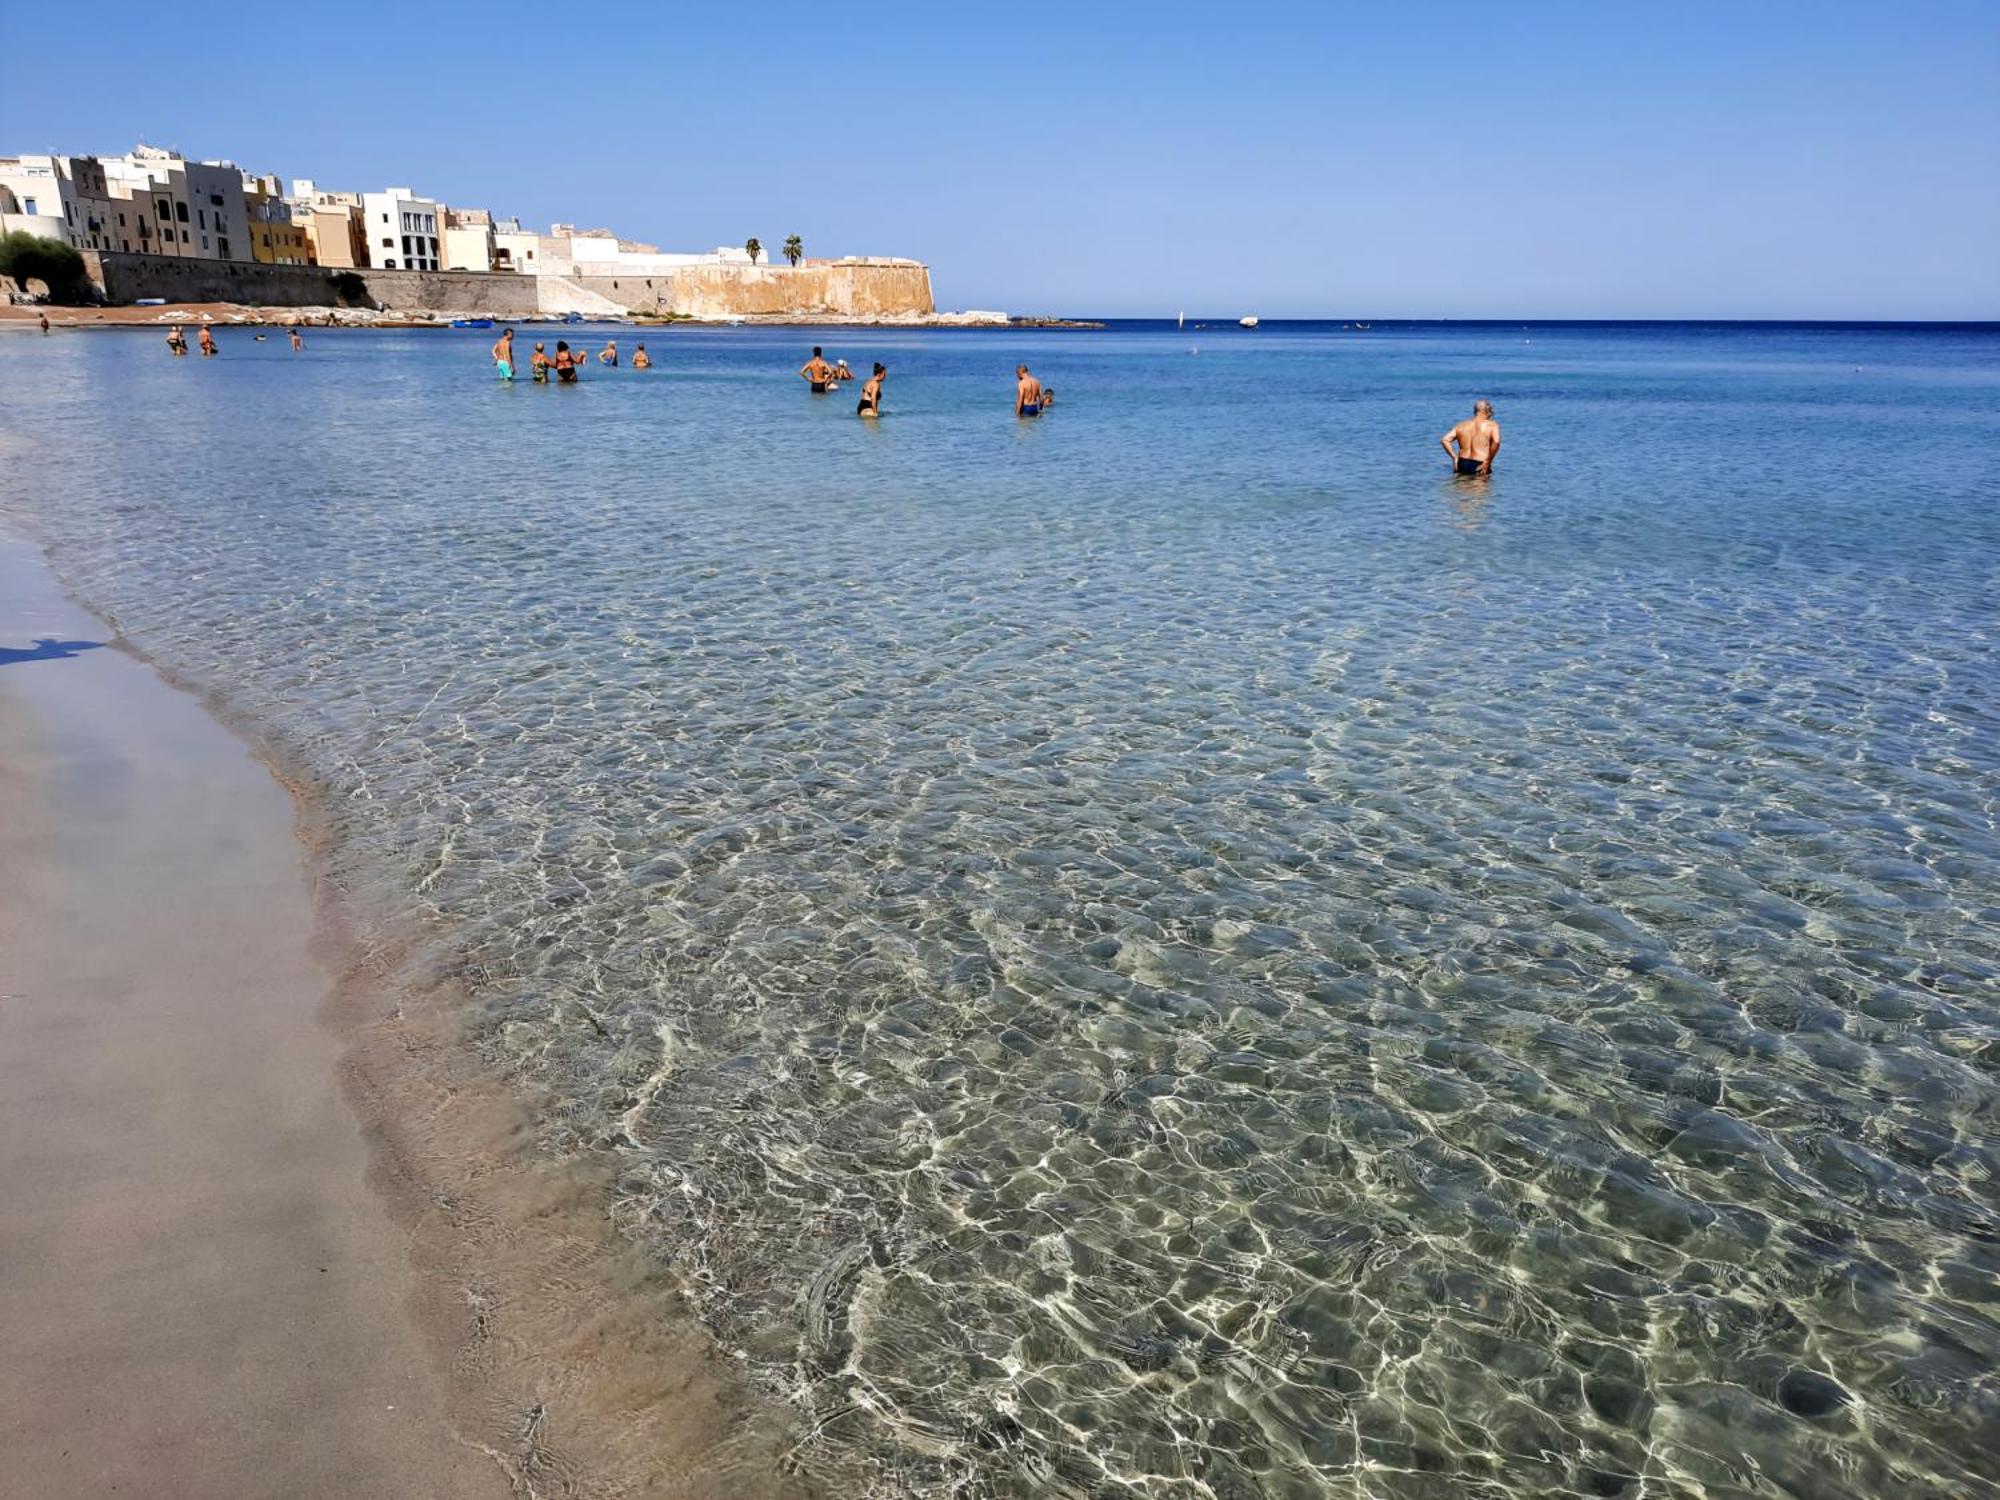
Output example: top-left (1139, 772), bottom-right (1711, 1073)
top-left (79, 251), bottom-right (937, 320)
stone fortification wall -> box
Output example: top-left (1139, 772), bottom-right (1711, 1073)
top-left (571, 261), bottom-right (936, 319)
top-left (79, 252), bottom-right (936, 321)
top-left (82, 252), bottom-right (542, 314)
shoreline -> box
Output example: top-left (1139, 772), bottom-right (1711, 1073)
top-left (0, 527), bottom-right (854, 1499)
top-left (1, 303), bottom-right (1104, 331)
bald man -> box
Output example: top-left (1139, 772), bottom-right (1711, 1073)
top-left (1441, 400), bottom-right (1501, 476)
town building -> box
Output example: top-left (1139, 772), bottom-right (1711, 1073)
top-left (288, 182), bottom-right (368, 268)
top-left (243, 173), bottom-right (310, 264)
top-left (0, 154), bottom-right (116, 251)
top-left (360, 189), bottom-right (442, 271)
top-left (440, 207), bottom-right (495, 272)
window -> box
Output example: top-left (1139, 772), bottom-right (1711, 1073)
top-left (201, 235), bottom-right (209, 250)
top-left (526, 250), bottom-right (534, 260)
top-left (157, 199), bottom-right (169, 218)
top-left (122, 239), bottom-right (130, 251)
top-left (380, 238), bottom-right (392, 248)
top-left (22, 197), bottom-right (36, 214)
top-left (219, 238), bottom-right (230, 258)
top-left (209, 192), bottom-right (222, 206)
top-left (198, 209), bottom-right (206, 228)
top-left (66, 203), bottom-right (74, 222)
top-left (380, 212), bottom-right (389, 223)
top-left (383, 259), bottom-right (396, 269)
top-left (181, 230), bottom-right (189, 242)
top-left (176, 202), bottom-right (188, 222)
top-left (118, 211), bottom-right (126, 225)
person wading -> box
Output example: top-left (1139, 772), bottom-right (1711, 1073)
top-left (492, 327), bottom-right (515, 381)
top-left (1440, 400), bottom-right (1502, 476)
top-left (1015, 364), bottom-right (1045, 417)
top-left (800, 346), bottom-right (835, 392)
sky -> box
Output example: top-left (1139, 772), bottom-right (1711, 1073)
top-left (4, 2), bottom-right (1995, 318)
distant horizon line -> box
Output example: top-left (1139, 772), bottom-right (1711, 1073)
top-left (1033, 315), bottom-right (2000, 327)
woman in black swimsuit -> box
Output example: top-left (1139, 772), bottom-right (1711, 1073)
top-left (857, 362), bottom-right (885, 417)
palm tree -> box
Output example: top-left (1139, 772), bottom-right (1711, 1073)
top-left (745, 237), bottom-right (762, 265)
top-left (783, 234), bottom-right (803, 267)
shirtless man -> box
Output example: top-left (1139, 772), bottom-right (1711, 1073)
top-left (289, 327), bottom-right (304, 352)
top-left (800, 346), bottom-right (835, 392)
top-left (1015, 364), bottom-right (1044, 416)
top-left (167, 325), bottom-right (187, 356)
top-left (492, 328), bottom-right (515, 381)
top-left (857, 361), bottom-right (885, 418)
top-left (198, 324), bottom-right (216, 357)
top-left (1440, 400), bottom-right (1501, 476)
top-left (599, 340), bottom-right (618, 366)
top-left (38, 311), bottom-right (50, 334)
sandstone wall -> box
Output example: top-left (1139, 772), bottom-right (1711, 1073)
top-left (82, 252), bottom-right (541, 314)
top-left (571, 261), bottom-right (935, 319)
top-left (79, 252), bottom-right (936, 320)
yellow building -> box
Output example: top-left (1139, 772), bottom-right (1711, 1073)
top-left (244, 175), bottom-right (311, 264)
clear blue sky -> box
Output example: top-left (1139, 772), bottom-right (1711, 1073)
top-left (4, 2), bottom-right (1995, 317)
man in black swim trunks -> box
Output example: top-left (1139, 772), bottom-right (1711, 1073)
top-left (1440, 400), bottom-right (1501, 476)
top-left (801, 346), bottom-right (835, 393)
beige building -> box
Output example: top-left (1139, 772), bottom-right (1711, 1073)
top-left (289, 182), bottom-right (368, 267)
top-left (440, 207), bottom-right (495, 272)
top-left (0, 155), bottom-right (117, 252)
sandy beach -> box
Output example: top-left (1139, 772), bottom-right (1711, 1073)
top-left (0, 534), bottom-right (508, 1498)
top-left (0, 532), bottom-right (829, 1499)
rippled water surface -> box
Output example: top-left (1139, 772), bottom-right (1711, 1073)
top-left (5, 321), bottom-right (1999, 1497)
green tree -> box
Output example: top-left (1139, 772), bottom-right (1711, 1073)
top-left (745, 237), bottom-right (762, 265)
top-left (0, 232), bottom-right (90, 304)
top-left (783, 234), bottom-right (803, 267)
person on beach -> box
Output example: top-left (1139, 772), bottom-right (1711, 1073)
top-left (1440, 400), bottom-right (1501, 476)
top-left (198, 324), bottom-right (216, 357)
top-left (599, 340), bottom-right (619, 366)
top-left (531, 342), bottom-right (550, 382)
top-left (289, 327), bottom-right (304, 352)
top-left (801, 346), bottom-right (835, 392)
top-left (632, 344), bottom-right (651, 369)
top-left (834, 358), bottom-right (854, 382)
top-left (554, 341), bottom-right (578, 383)
top-left (492, 328), bottom-right (515, 381)
top-left (857, 362), bottom-right (885, 418)
top-left (167, 325), bottom-right (187, 355)
top-left (1015, 364), bottom-right (1044, 416)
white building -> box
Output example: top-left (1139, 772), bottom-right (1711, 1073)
top-left (361, 189), bottom-right (442, 271)
top-left (0, 155), bottom-right (116, 251)
top-left (440, 206), bottom-right (495, 272)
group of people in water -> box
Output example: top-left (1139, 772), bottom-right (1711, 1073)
top-left (489, 328), bottom-right (654, 384)
top-left (156, 319), bottom-right (1497, 469)
top-left (165, 323), bottom-right (304, 356)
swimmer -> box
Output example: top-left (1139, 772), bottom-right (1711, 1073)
top-left (599, 340), bottom-right (618, 366)
top-left (632, 343), bottom-right (652, 369)
top-left (554, 340), bottom-right (578, 383)
top-left (834, 358), bottom-right (854, 382)
top-left (492, 327), bottom-right (515, 381)
top-left (800, 345), bottom-right (834, 392)
top-left (1440, 400), bottom-right (1501, 476)
top-left (166, 325), bottom-right (187, 356)
top-left (530, 342), bottom-right (550, 382)
top-left (1015, 363), bottom-right (1043, 417)
top-left (198, 324), bottom-right (216, 356)
top-left (857, 361), bottom-right (885, 417)
top-left (289, 327), bottom-right (304, 351)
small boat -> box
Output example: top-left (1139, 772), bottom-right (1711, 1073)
top-left (1239, 316), bottom-right (1259, 329)
top-left (450, 317), bottom-right (494, 329)
top-left (560, 312), bottom-right (584, 324)
top-left (134, 297), bottom-right (167, 307)
top-left (1354, 322), bottom-right (1372, 331)
top-left (1177, 310), bottom-right (1184, 330)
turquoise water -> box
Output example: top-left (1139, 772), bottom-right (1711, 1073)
top-left (4, 321), bottom-right (1998, 1498)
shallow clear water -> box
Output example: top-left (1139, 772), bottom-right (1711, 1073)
top-left (5, 320), bottom-right (1999, 1498)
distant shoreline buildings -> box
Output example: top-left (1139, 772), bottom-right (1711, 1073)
top-left (0, 145), bottom-right (847, 282)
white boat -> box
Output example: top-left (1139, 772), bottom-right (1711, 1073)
top-left (1177, 310), bottom-right (1184, 330)
top-left (1239, 316), bottom-right (1259, 329)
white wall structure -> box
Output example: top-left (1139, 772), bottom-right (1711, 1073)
top-left (360, 189), bottom-right (442, 271)
top-left (0, 155), bottom-right (117, 252)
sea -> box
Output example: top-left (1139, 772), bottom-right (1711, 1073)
top-left (3, 319), bottom-right (1997, 1498)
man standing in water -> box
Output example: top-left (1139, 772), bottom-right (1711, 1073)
top-left (492, 327), bottom-right (515, 381)
top-left (800, 346), bottom-right (835, 392)
top-left (198, 324), bottom-right (216, 357)
top-left (288, 327), bottom-right (304, 352)
top-left (857, 362), bottom-right (885, 418)
top-left (1440, 400), bottom-right (1501, 475)
top-left (1015, 364), bottom-right (1044, 416)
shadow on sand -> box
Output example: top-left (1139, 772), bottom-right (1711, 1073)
top-left (0, 638), bottom-right (107, 668)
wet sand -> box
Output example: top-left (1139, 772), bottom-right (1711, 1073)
top-left (0, 529), bottom-right (859, 1499)
top-left (0, 534), bottom-right (507, 1498)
